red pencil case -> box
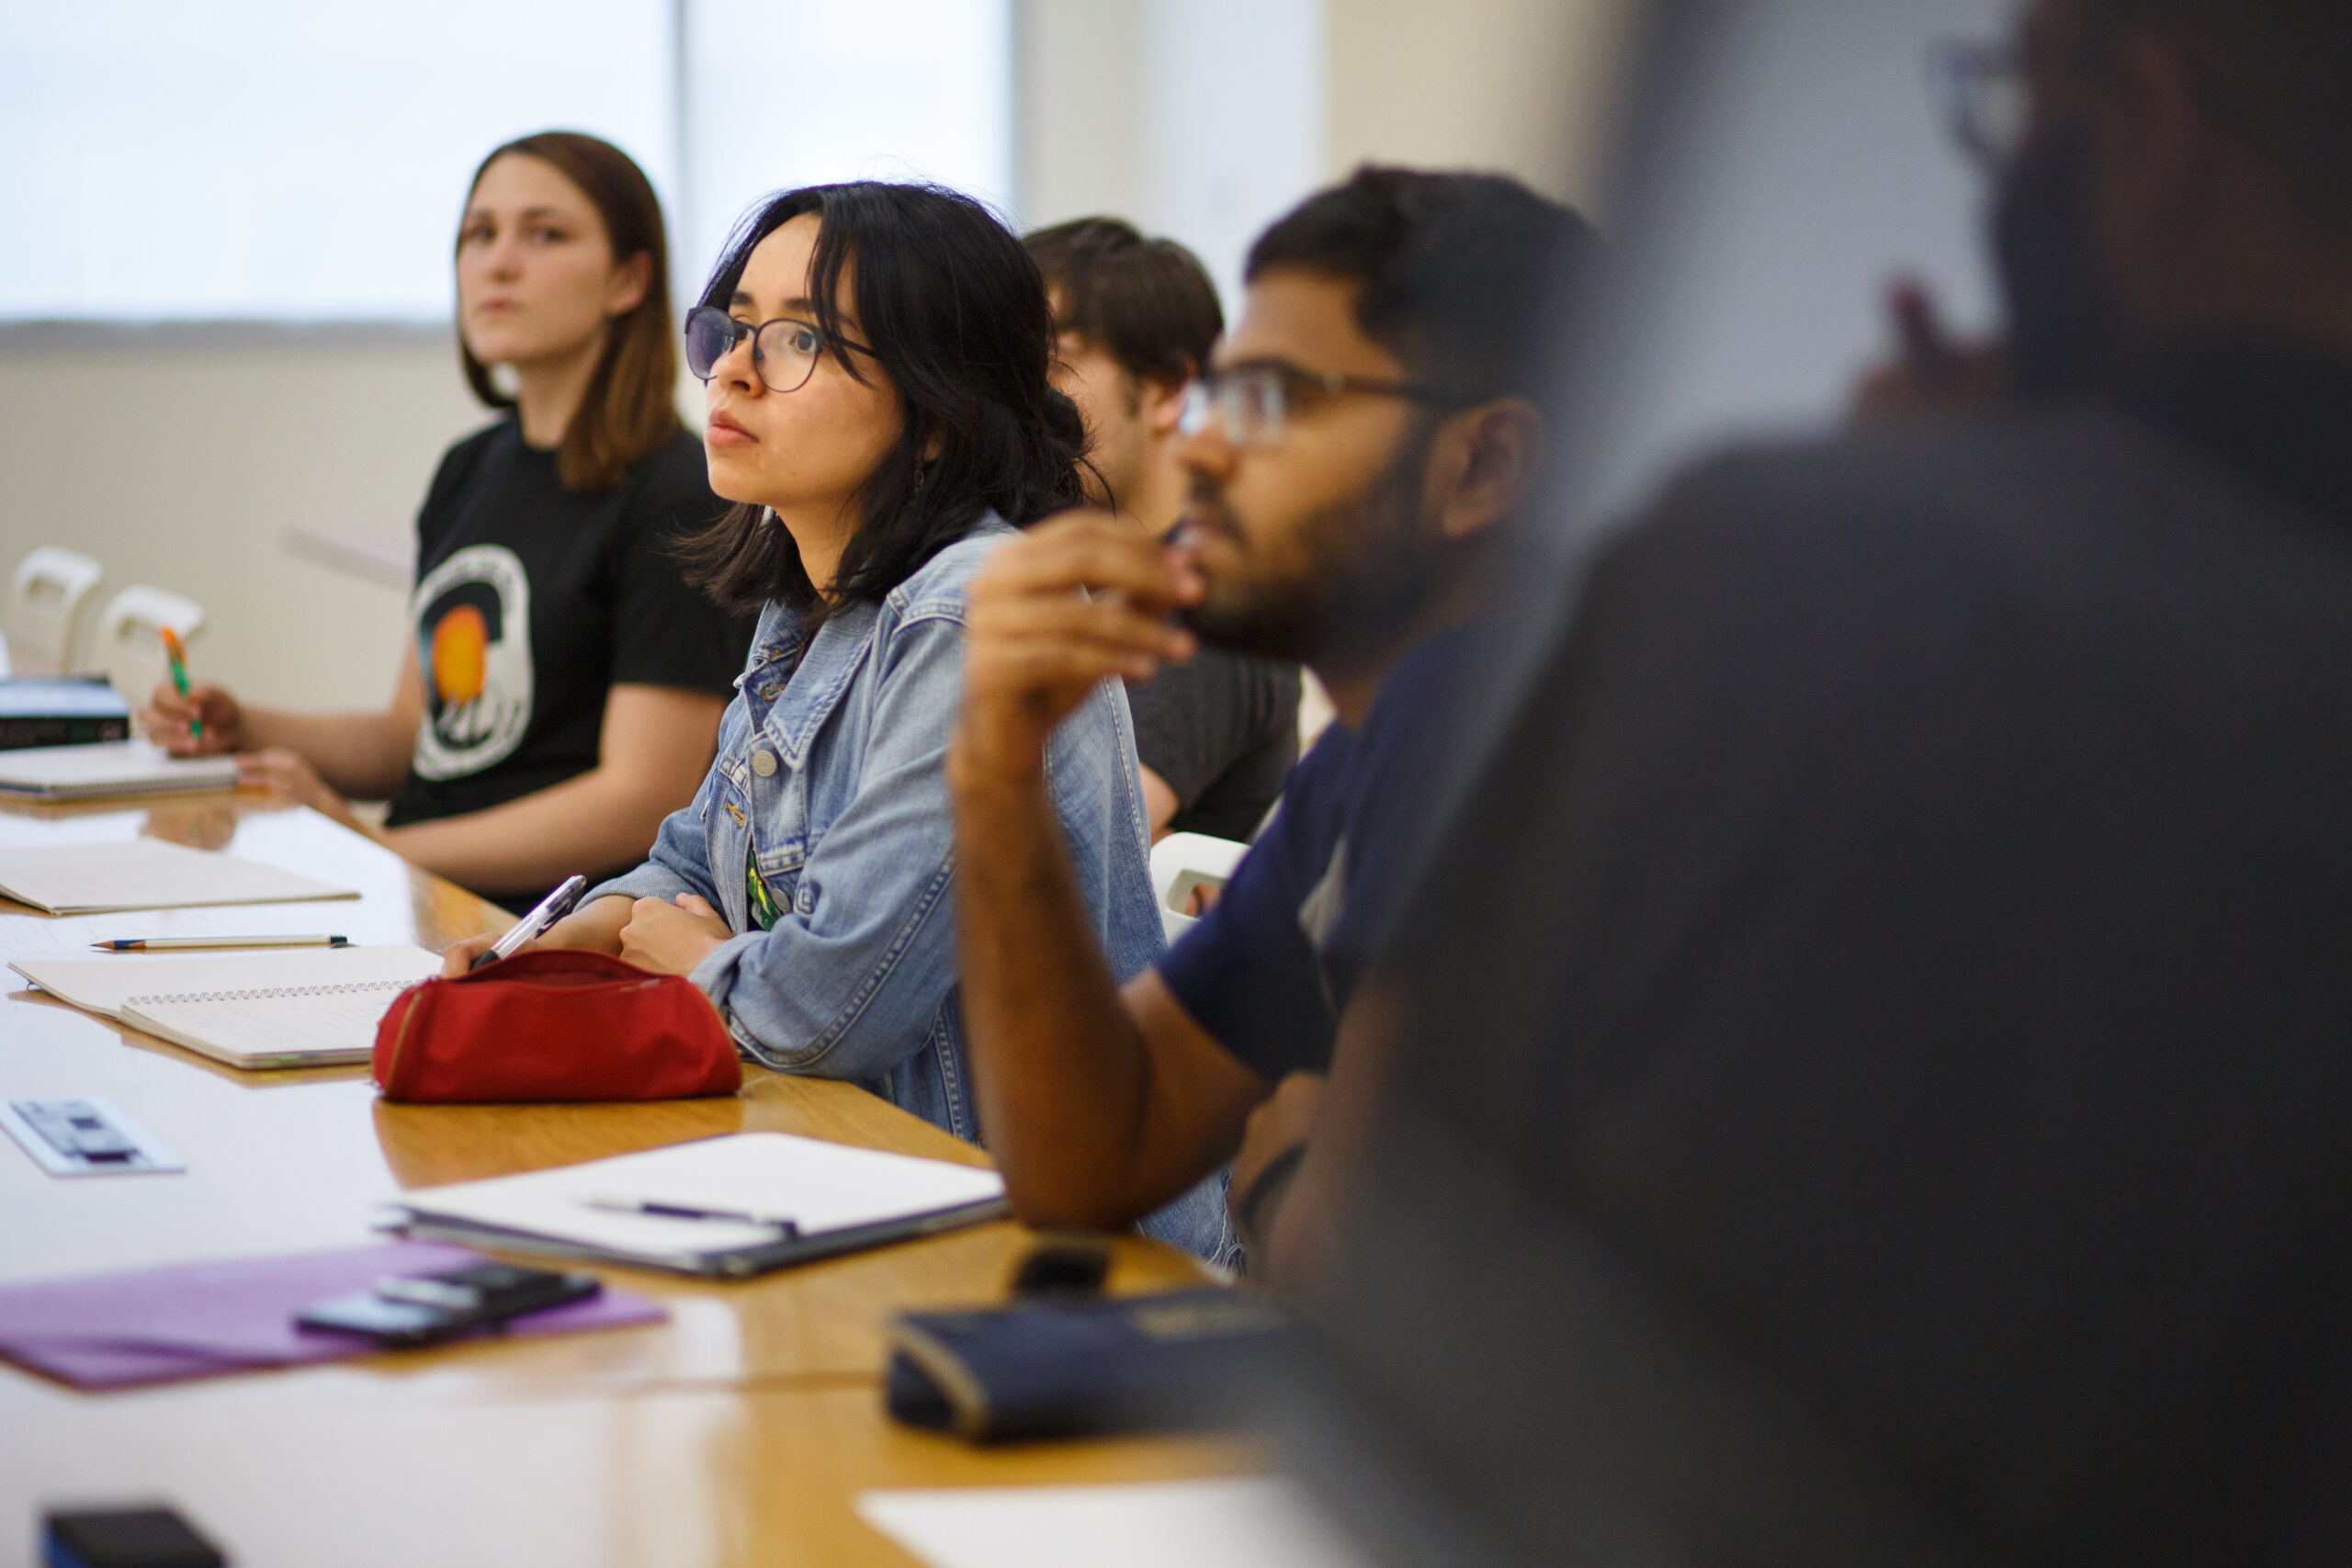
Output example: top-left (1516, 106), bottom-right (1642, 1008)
top-left (374, 950), bottom-right (741, 1103)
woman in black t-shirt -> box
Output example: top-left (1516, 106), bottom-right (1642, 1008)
top-left (142, 133), bottom-right (748, 909)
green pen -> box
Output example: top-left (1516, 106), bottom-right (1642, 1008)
top-left (160, 626), bottom-right (200, 739)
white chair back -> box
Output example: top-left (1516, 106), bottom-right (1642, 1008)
top-left (1148, 831), bottom-right (1251, 944)
top-left (92, 585), bottom-right (207, 715)
top-left (5, 547), bottom-right (106, 676)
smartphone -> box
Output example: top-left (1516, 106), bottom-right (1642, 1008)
top-left (295, 1261), bottom-right (600, 1347)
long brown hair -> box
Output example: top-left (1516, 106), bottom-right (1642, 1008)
top-left (458, 131), bottom-right (679, 493)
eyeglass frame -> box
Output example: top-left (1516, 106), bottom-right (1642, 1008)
top-left (682, 304), bottom-right (877, 394)
top-left (1928, 38), bottom-right (2030, 169)
top-left (1177, 358), bottom-right (1484, 448)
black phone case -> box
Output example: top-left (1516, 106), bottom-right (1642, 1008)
top-left (295, 1267), bottom-right (598, 1346)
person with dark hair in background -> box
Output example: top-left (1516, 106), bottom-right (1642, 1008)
top-left (145, 131), bottom-right (749, 911)
top-left (440, 183), bottom-right (1168, 1173)
top-left (1294, 1), bottom-right (2352, 1562)
top-left (950, 169), bottom-right (1601, 1261)
top-left (1027, 217), bottom-right (1302, 843)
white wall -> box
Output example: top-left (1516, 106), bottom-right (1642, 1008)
top-left (0, 2), bottom-right (1645, 714)
top-left (0, 329), bottom-right (480, 710)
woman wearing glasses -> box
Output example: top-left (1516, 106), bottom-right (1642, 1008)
top-left (143, 132), bottom-right (748, 910)
top-left (438, 183), bottom-right (1172, 1180)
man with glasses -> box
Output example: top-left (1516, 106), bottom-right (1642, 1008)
top-left (949, 168), bottom-right (1599, 1264)
top-left (1295, 0), bottom-right (2352, 1560)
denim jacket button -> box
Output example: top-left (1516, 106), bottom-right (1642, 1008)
top-left (752, 748), bottom-right (779, 778)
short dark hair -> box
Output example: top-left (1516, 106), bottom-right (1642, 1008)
top-left (1246, 166), bottom-right (1602, 412)
top-left (1025, 218), bottom-right (1224, 387)
top-left (459, 131), bottom-right (680, 493)
top-left (687, 182), bottom-right (1089, 615)
top-left (2075, 0), bottom-right (2352, 231)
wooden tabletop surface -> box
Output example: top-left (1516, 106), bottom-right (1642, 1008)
top-left (0, 792), bottom-right (1250, 1567)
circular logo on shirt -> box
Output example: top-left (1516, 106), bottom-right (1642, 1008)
top-left (410, 544), bottom-right (534, 779)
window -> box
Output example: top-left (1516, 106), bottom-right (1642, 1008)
top-left (0, 0), bottom-right (1012, 322)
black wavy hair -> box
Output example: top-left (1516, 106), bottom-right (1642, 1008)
top-left (1246, 165), bottom-right (1602, 417)
top-left (689, 182), bottom-right (1089, 613)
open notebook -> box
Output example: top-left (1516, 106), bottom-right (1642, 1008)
top-left (0, 840), bottom-right (356, 915)
top-left (388, 1132), bottom-right (1011, 1278)
top-left (12, 945), bottom-right (440, 1068)
top-left (0, 739), bottom-right (238, 800)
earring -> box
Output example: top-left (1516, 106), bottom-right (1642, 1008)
top-left (912, 459), bottom-right (929, 495)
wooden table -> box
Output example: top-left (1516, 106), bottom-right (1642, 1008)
top-left (0, 794), bottom-right (1248, 1567)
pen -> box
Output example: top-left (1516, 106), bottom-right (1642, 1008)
top-left (160, 626), bottom-right (199, 740)
top-left (91, 935), bottom-right (352, 952)
top-left (582, 1197), bottom-right (798, 1233)
top-left (471, 874), bottom-right (589, 969)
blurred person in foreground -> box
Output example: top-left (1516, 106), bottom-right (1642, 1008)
top-left (1292, 1), bottom-right (2352, 1563)
top-left (1026, 218), bottom-right (1303, 844)
top-left (951, 170), bottom-right (1600, 1264)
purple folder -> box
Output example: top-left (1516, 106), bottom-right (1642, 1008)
top-left (0, 1240), bottom-right (664, 1391)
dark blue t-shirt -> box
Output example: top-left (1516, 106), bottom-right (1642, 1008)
top-left (1158, 625), bottom-right (1480, 1083)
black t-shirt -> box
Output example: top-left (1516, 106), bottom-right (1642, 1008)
top-left (385, 420), bottom-right (750, 853)
top-left (1124, 647), bottom-right (1301, 841)
top-left (1157, 625), bottom-right (1476, 1083)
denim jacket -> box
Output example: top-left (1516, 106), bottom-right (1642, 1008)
top-left (587, 516), bottom-right (1169, 1147)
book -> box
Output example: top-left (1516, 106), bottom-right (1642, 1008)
top-left (0, 739), bottom-right (235, 799)
top-left (0, 676), bottom-right (131, 751)
top-left (0, 840), bottom-right (356, 915)
top-left (388, 1132), bottom-right (1012, 1278)
top-left (11, 943), bottom-right (438, 1021)
top-left (119, 980), bottom-right (420, 1069)
top-left (12, 945), bottom-right (439, 1068)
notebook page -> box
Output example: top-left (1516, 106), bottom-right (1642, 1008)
top-left (0, 840), bottom-right (356, 914)
top-left (11, 944), bottom-right (439, 1020)
top-left (400, 1132), bottom-right (1008, 1261)
top-left (119, 980), bottom-right (413, 1066)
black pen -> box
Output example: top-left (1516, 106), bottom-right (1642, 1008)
top-left (582, 1196), bottom-right (798, 1234)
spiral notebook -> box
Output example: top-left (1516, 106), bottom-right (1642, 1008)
top-left (14, 945), bottom-right (439, 1069)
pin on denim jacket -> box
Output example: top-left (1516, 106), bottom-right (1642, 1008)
top-left (584, 516), bottom-right (1168, 1148)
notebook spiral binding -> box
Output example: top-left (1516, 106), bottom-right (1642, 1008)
top-left (123, 979), bottom-right (413, 1007)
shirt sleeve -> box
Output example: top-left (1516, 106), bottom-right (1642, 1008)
top-left (1125, 651), bottom-right (1253, 808)
top-left (605, 439), bottom-right (748, 697)
top-left (1154, 737), bottom-right (1347, 1082)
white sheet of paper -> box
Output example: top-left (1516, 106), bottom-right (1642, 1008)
top-left (855, 1477), bottom-right (1371, 1568)
top-left (0, 839), bottom-right (357, 914)
top-left (397, 1131), bottom-right (1009, 1266)
top-left (0, 739), bottom-right (237, 799)
top-left (11, 944), bottom-right (439, 1020)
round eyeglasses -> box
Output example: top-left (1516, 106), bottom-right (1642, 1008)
top-left (683, 305), bottom-right (875, 394)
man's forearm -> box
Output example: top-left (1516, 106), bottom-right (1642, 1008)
top-left (949, 745), bottom-right (1160, 1226)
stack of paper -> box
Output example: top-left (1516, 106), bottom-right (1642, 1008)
top-left (0, 739), bottom-right (236, 800)
top-left (856, 1478), bottom-right (1372, 1568)
top-left (0, 839), bottom-right (356, 914)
